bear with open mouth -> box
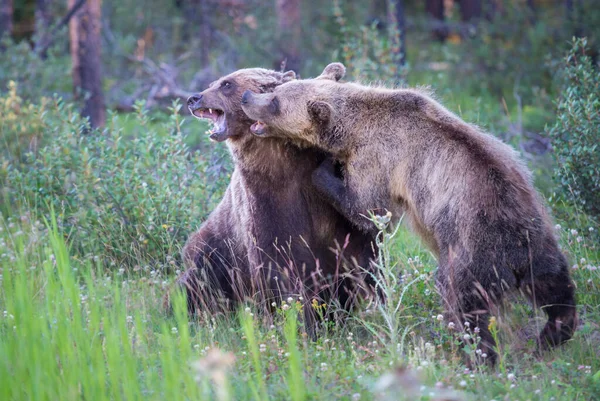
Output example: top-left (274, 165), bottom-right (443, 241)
top-left (240, 62), bottom-right (577, 365)
top-left (172, 66), bottom-right (375, 321)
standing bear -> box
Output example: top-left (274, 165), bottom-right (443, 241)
top-left (174, 66), bottom-right (375, 319)
top-left (240, 63), bottom-right (577, 365)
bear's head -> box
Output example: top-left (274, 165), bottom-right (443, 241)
top-left (240, 63), bottom-right (345, 147)
top-left (187, 68), bottom-right (296, 142)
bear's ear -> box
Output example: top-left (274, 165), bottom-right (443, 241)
top-left (308, 101), bottom-right (333, 126)
top-left (317, 63), bottom-right (346, 82)
top-left (281, 70), bottom-right (296, 83)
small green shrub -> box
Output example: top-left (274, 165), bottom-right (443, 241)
top-left (445, 2), bottom-right (600, 102)
top-left (1, 87), bottom-right (229, 268)
top-left (454, 2), bottom-right (553, 99)
top-left (0, 80), bottom-right (50, 163)
top-left (332, 0), bottom-right (406, 84)
top-left (0, 36), bottom-right (72, 101)
top-left (547, 38), bottom-right (600, 224)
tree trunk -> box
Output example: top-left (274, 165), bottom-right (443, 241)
top-left (566, 0), bottom-right (583, 38)
top-left (566, 0), bottom-right (573, 14)
top-left (368, 0), bottom-right (387, 29)
top-left (425, 0), bottom-right (446, 41)
top-left (35, 0), bottom-right (51, 33)
top-left (69, 0), bottom-right (106, 128)
top-left (183, 0), bottom-right (211, 67)
top-left (0, 0), bottom-right (13, 39)
top-left (274, 0), bottom-right (301, 73)
top-left (459, 0), bottom-right (481, 22)
top-left (198, 0), bottom-right (211, 66)
top-left (387, 0), bottom-right (406, 75)
top-left (483, 0), bottom-right (497, 22)
top-left (517, 0), bottom-right (535, 25)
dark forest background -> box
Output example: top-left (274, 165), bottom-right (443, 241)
top-left (1, 1), bottom-right (598, 123)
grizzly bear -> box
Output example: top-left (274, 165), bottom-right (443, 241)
top-left (240, 63), bottom-right (577, 364)
top-left (176, 67), bottom-right (375, 318)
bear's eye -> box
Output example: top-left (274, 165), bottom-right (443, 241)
top-left (269, 96), bottom-right (281, 115)
top-left (221, 81), bottom-right (232, 89)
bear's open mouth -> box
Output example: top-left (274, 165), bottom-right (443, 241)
top-left (250, 121), bottom-right (267, 136)
top-left (190, 107), bottom-right (228, 139)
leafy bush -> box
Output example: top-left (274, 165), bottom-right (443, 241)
top-left (332, 0), bottom-right (405, 83)
top-left (0, 81), bottom-right (50, 163)
top-left (0, 36), bottom-right (72, 101)
top-left (446, 2), bottom-right (600, 102)
top-left (547, 38), bottom-right (600, 224)
top-left (455, 2), bottom-right (553, 99)
top-left (1, 86), bottom-right (229, 268)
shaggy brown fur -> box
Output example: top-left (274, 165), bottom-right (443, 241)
top-left (240, 63), bottom-right (577, 364)
top-left (175, 67), bottom-right (375, 318)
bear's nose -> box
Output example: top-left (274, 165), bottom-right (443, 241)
top-left (241, 90), bottom-right (252, 105)
top-left (187, 94), bottom-right (202, 108)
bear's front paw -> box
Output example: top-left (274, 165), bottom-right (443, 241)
top-left (312, 162), bottom-right (338, 187)
top-left (319, 157), bottom-right (337, 174)
top-left (312, 164), bottom-right (345, 203)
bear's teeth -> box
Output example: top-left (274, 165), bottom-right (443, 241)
top-left (209, 108), bottom-right (213, 114)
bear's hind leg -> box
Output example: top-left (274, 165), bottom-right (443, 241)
top-left (457, 291), bottom-right (500, 367)
top-left (522, 255), bottom-right (577, 351)
top-left (438, 267), bottom-right (503, 367)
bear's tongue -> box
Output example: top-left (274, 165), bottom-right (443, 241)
top-left (207, 113), bottom-right (228, 142)
top-left (250, 121), bottom-right (267, 136)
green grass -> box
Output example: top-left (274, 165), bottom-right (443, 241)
top-left (1, 208), bottom-right (599, 401)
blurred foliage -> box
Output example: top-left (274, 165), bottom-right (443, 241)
top-left (3, 1), bottom-right (599, 106)
top-left (0, 36), bottom-right (71, 101)
top-left (440, 1), bottom-right (600, 103)
top-left (547, 38), bottom-right (599, 227)
top-left (0, 80), bottom-right (49, 162)
top-left (332, 0), bottom-right (405, 84)
top-left (0, 84), bottom-right (230, 268)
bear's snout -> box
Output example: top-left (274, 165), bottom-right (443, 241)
top-left (241, 90), bottom-right (253, 105)
top-left (241, 90), bottom-right (274, 124)
top-left (187, 94), bottom-right (203, 110)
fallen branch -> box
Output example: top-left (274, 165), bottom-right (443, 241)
top-left (129, 56), bottom-right (193, 99)
top-left (35, 0), bottom-right (87, 58)
top-left (109, 55), bottom-right (194, 111)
